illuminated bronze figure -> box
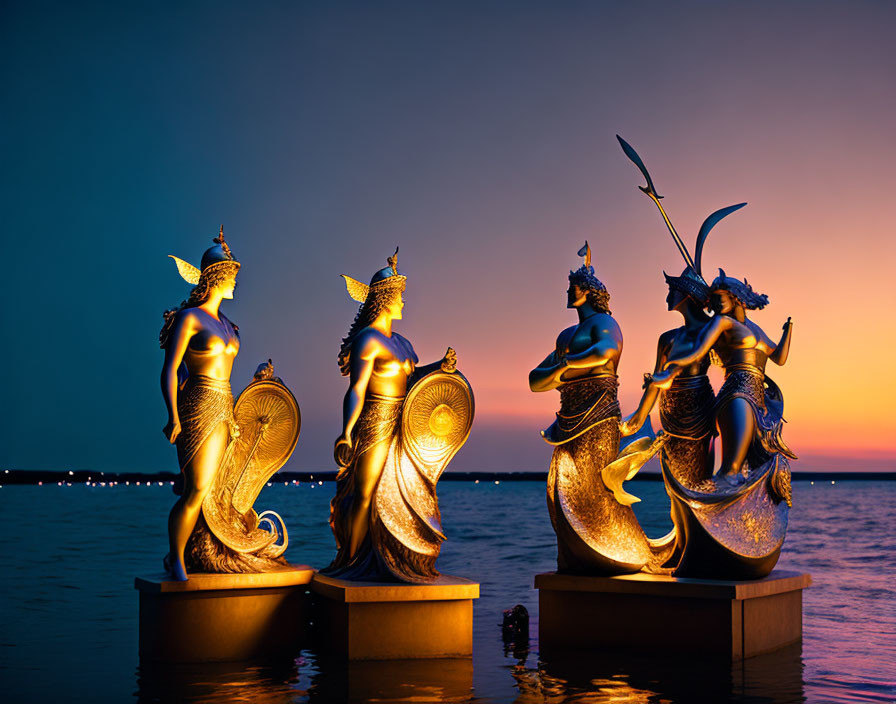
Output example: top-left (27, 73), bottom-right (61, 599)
top-left (618, 136), bottom-right (746, 490)
top-left (619, 136), bottom-right (796, 578)
top-left (529, 244), bottom-right (674, 575)
top-left (324, 249), bottom-right (474, 583)
top-left (160, 229), bottom-right (300, 580)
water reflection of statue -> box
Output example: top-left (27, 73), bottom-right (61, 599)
top-left (160, 229), bottom-right (299, 580)
top-left (529, 244), bottom-right (673, 575)
top-left (323, 249), bottom-right (474, 583)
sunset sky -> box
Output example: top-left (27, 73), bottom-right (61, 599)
top-left (2, 1), bottom-right (894, 473)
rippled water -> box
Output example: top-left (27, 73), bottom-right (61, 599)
top-left (0, 480), bottom-right (893, 703)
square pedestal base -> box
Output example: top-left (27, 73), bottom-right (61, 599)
top-left (135, 565), bottom-right (314, 662)
top-left (311, 574), bottom-right (479, 660)
top-left (536, 569), bottom-right (810, 661)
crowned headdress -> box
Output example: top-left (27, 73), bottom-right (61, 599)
top-left (340, 247), bottom-right (406, 303)
top-left (568, 241), bottom-right (611, 313)
top-left (711, 268), bottom-right (769, 310)
top-left (169, 225), bottom-right (240, 285)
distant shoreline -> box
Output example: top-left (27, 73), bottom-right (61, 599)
top-left (2, 469), bottom-right (894, 484)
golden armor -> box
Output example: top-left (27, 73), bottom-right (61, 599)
top-left (529, 243), bottom-right (674, 575)
top-left (160, 229), bottom-right (300, 581)
top-left (324, 249), bottom-right (474, 583)
top-left (619, 136), bottom-right (796, 579)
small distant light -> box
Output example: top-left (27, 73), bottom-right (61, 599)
top-left (136, 482), bottom-right (141, 486)
top-left (318, 481), bottom-right (323, 486)
top-left (267, 482), bottom-right (272, 487)
top-left (310, 475), bottom-right (314, 480)
top-left (38, 481), bottom-right (43, 486)
top-left (68, 471), bottom-right (74, 476)
top-left (283, 482), bottom-right (288, 486)
top-left (474, 480), bottom-right (479, 484)
top-left (66, 482), bottom-right (71, 486)
top-left (495, 480), bottom-right (500, 485)
top-left (831, 480), bottom-right (835, 485)
top-left (3, 469), bottom-right (7, 473)
top-left (158, 482), bottom-right (163, 487)
top-left (126, 481), bottom-right (130, 486)
top-left (810, 481), bottom-right (814, 485)
top-left (57, 482), bottom-right (62, 486)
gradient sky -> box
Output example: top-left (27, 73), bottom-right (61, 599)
top-left (2, 1), bottom-right (895, 473)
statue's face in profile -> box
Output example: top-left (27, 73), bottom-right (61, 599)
top-left (386, 292), bottom-right (404, 320)
top-left (219, 273), bottom-right (237, 300)
top-left (567, 283), bottom-right (588, 309)
top-left (666, 287), bottom-right (687, 311)
top-left (711, 289), bottom-right (736, 315)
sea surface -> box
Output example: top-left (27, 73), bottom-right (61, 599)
top-left (0, 479), bottom-right (894, 703)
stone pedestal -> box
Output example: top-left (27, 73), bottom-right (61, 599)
top-left (135, 565), bottom-right (314, 662)
top-left (310, 574), bottom-right (479, 660)
top-left (535, 569), bottom-right (810, 661)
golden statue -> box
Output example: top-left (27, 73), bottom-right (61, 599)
top-left (618, 136), bottom-right (796, 579)
top-left (529, 243), bottom-right (674, 575)
top-left (160, 229), bottom-right (301, 581)
top-left (323, 249), bottom-right (474, 583)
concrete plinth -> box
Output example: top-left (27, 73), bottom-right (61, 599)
top-left (311, 574), bottom-right (479, 660)
top-left (536, 569), bottom-right (810, 661)
top-left (135, 565), bottom-right (314, 662)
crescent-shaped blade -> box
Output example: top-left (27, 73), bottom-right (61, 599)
top-left (694, 203), bottom-right (747, 277)
top-left (168, 255), bottom-right (201, 285)
top-left (617, 134), bottom-right (662, 199)
top-left (340, 274), bottom-right (369, 303)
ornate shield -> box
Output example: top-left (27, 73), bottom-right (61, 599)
top-left (202, 377), bottom-right (301, 557)
top-left (401, 369), bottom-right (474, 484)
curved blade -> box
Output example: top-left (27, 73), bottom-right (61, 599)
top-left (617, 134), bottom-right (662, 199)
top-left (694, 203), bottom-right (747, 277)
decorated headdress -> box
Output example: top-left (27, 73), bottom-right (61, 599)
top-left (711, 268), bottom-right (769, 310)
top-left (340, 246), bottom-right (406, 303)
top-left (159, 227), bottom-right (240, 349)
top-left (568, 241), bottom-right (611, 314)
top-left (616, 135), bottom-right (746, 306)
top-left (337, 247), bottom-right (407, 376)
top-left (169, 225), bottom-right (240, 286)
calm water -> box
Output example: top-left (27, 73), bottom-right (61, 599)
top-left (0, 480), bottom-right (894, 703)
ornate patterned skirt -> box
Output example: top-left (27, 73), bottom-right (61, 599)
top-left (659, 374), bottom-right (715, 488)
top-left (324, 393), bottom-right (447, 583)
top-left (661, 365), bottom-right (795, 579)
top-left (175, 375), bottom-right (235, 468)
top-left (544, 375), bottom-right (674, 575)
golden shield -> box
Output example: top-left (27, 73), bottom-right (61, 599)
top-left (203, 378), bottom-right (300, 556)
top-left (401, 370), bottom-right (474, 483)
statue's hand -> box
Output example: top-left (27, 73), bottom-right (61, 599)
top-left (441, 347), bottom-right (457, 373)
top-left (163, 419), bottom-right (181, 444)
top-left (649, 370), bottom-right (675, 391)
top-left (334, 435), bottom-right (353, 467)
top-left (783, 316), bottom-right (792, 330)
top-left (619, 414), bottom-right (642, 437)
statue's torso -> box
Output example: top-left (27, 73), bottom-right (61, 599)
top-left (361, 329), bottom-right (418, 397)
top-left (182, 310), bottom-right (240, 381)
top-left (555, 312), bottom-right (622, 380)
top-left (663, 323), bottom-right (711, 377)
top-left (714, 316), bottom-right (773, 373)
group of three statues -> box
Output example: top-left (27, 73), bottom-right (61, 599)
top-left (158, 138), bottom-right (795, 585)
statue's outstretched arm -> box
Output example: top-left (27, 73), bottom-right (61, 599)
top-left (769, 317), bottom-right (793, 366)
top-left (621, 335), bottom-right (670, 436)
top-left (160, 312), bottom-right (197, 444)
top-left (662, 316), bottom-right (730, 372)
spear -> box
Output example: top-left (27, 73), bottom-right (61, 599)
top-left (616, 134), bottom-right (696, 272)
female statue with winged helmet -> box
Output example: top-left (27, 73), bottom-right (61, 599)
top-left (160, 228), bottom-right (299, 580)
top-left (324, 248), bottom-right (474, 583)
